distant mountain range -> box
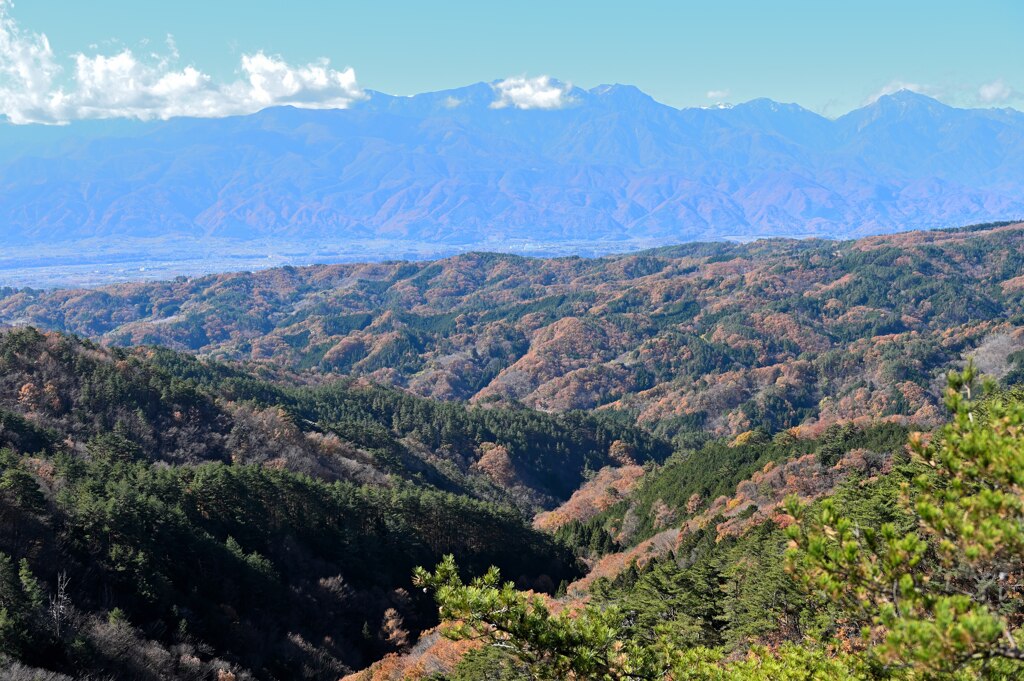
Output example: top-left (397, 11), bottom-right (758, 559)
top-left (0, 83), bottom-right (1022, 268)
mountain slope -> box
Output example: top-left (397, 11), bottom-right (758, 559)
top-left (4, 222), bottom-right (1024, 438)
top-left (0, 328), bottom-right (669, 510)
top-left (0, 327), bottom-right (675, 677)
top-left (0, 86), bottom-right (1022, 261)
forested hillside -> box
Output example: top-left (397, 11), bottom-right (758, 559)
top-left (2, 224), bottom-right (1024, 679)
top-left (4, 222), bottom-right (1024, 439)
top-left (0, 328), bottom-right (675, 679)
top-left (350, 372), bottom-right (1024, 680)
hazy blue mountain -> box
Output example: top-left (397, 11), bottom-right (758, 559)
top-left (0, 84), bottom-right (1022, 256)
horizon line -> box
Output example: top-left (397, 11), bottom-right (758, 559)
top-left (1, 81), bottom-right (1020, 129)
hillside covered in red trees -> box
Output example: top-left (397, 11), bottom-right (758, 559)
top-left (2, 223), bottom-right (1024, 679)
top-left (4, 222), bottom-right (1024, 441)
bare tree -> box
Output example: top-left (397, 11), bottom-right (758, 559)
top-left (49, 571), bottom-right (70, 637)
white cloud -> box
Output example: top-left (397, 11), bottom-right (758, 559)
top-left (0, 1), bottom-right (364, 124)
top-left (706, 89), bottom-right (729, 100)
top-left (978, 79), bottom-right (1013, 104)
top-left (490, 75), bottom-right (573, 110)
top-left (864, 80), bottom-right (939, 105)
top-left (232, 52), bottom-right (360, 110)
top-left (0, 1), bottom-right (62, 124)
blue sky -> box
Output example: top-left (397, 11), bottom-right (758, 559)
top-left (2, 0), bottom-right (1022, 123)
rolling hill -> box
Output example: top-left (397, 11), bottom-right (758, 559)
top-left (4, 222), bottom-right (1024, 439)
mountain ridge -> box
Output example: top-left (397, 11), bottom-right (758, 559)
top-left (4, 221), bottom-right (1024, 439)
top-left (0, 85), bottom-right (1022, 273)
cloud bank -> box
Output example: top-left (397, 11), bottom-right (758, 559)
top-left (490, 75), bottom-right (573, 110)
top-left (0, 1), bottom-right (364, 124)
top-left (979, 79), bottom-right (1013, 104)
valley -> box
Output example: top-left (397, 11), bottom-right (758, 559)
top-left (1, 222), bottom-right (1024, 678)
top-left (1, 0), bottom-right (1021, 677)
